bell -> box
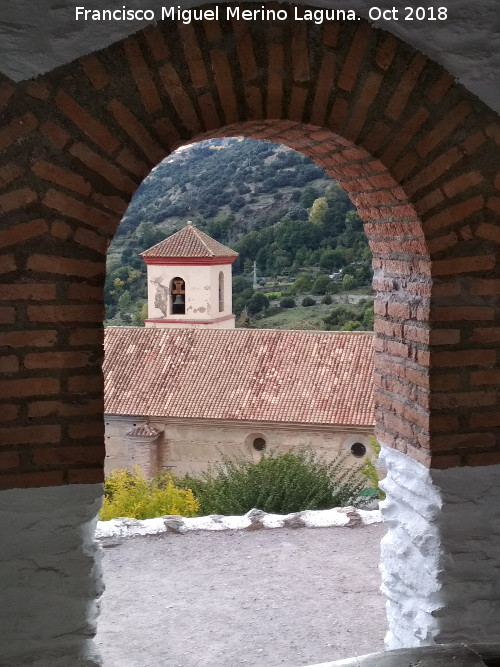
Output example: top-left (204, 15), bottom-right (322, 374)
top-left (173, 294), bottom-right (185, 305)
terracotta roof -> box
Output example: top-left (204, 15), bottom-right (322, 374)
top-left (140, 222), bottom-right (239, 259)
top-left (104, 328), bottom-right (374, 427)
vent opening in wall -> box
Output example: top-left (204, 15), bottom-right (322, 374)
top-left (253, 437), bottom-right (266, 452)
top-left (351, 442), bottom-right (366, 458)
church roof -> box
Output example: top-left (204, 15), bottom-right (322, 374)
top-left (140, 221), bottom-right (239, 259)
top-left (104, 328), bottom-right (374, 427)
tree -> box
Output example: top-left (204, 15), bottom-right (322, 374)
top-left (300, 185), bottom-right (319, 208)
top-left (290, 273), bottom-right (313, 295)
top-left (341, 274), bottom-right (355, 291)
top-left (247, 292), bottom-right (269, 314)
top-left (309, 198), bottom-right (328, 226)
top-left (280, 297), bottom-right (296, 309)
top-left (311, 274), bottom-right (333, 295)
top-left (302, 296), bottom-right (316, 307)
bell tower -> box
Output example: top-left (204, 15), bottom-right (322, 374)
top-left (140, 221), bottom-right (238, 329)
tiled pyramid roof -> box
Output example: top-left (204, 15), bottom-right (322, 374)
top-left (125, 424), bottom-right (163, 438)
top-left (104, 328), bottom-right (374, 427)
top-left (140, 221), bottom-right (239, 259)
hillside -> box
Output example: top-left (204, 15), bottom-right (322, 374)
top-left (106, 138), bottom-right (373, 330)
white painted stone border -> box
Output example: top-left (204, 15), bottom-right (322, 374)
top-left (95, 506), bottom-right (382, 540)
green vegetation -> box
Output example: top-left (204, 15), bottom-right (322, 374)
top-left (100, 468), bottom-right (199, 520)
top-left (105, 138), bottom-right (373, 328)
top-left (168, 450), bottom-right (370, 516)
top-left (361, 438), bottom-right (386, 501)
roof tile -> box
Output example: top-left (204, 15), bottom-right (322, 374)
top-left (140, 221), bottom-right (239, 259)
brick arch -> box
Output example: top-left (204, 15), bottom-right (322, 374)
top-left (0, 5), bottom-right (499, 491)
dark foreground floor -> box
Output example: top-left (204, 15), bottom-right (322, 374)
top-left (95, 524), bottom-right (386, 667)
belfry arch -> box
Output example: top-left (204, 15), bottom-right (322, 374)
top-left (0, 5), bottom-right (499, 664)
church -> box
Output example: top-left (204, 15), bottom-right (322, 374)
top-left (103, 222), bottom-right (375, 477)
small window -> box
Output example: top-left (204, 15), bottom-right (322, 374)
top-left (170, 277), bottom-right (185, 315)
top-left (253, 437), bottom-right (266, 452)
top-left (351, 442), bottom-right (366, 458)
top-left (218, 271), bottom-right (224, 312)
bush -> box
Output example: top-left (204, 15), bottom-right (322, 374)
top-left (302, 296), bottom-right (316, 307)
top-left (100, 468), bottom-right (199, 520)
top-left (321, 294), bottom-right (333, 305)
top-left (174, 450), bottom-right (369, 516)
top-left (280, 296), bottom-right (296, 309)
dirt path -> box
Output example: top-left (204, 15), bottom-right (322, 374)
top-left (95, 524), bottom-right (386, 667)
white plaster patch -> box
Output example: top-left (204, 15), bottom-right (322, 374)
top-left (95, 505), bottom-right (382, 539)
top-left (379, 445), bottom-right (500, 650)
top-left (0, 484), bottom-right (104, 667)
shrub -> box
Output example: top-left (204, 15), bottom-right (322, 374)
top-left (301, 296), bottom-right (316, 307)
top-left (280, 296), bottom-right (296, 309)
top-left (100, 467), bottom-right (199, 520)
top-left (173, 450), bottom-right (369, 516)
top-left (361, 438), bottom-right (386, 501)
top-left (321, 294), bottom-right (333, 305)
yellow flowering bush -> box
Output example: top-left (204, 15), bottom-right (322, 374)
top-left (100, 467), bottom-right (199, 520)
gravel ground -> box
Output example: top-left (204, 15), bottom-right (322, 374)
top-left (95, 523), bottom-right (386, 667)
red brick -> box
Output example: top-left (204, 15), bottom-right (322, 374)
top-left (24, 351), bottom-right (92, 369)
top-left (32, 161), bottom-right (92, 196)
top-left (462, 131), bottom-right (486, 154)
top-left (405, 147), bottom-right (463, 196)
top-left (178, 24), bottom-right (208, 89)
top-left (310, 51), bottom-right (336, 126)
top-left (204, 19), bottom-right (222, 41)
top-left (0, 219), bottom-right (48, 250)
top-left (80, 55), bottom-right (109, 90)
top-left (1, 355), bottom-right (18, 372)
top-left (42, 189), bottom-right (118, 234)
top-left (69, 143), bottom-right (137, 194)
top-left (41, 121), bottom-right (70, 149)
top-left (68, 468), bottom-right (104, 484)
top-left (0, 164), bottom-right (22, 188)
top-left (68, 422), bottom-right (104, 439)
top-left (385, 54), bottom-right (427, 121)
top-left (198, 93), bottom-right (220, 131)
top-left (387, 302), bottom-right (410, 320)
top-left (0, 188), bottom-right (38, 214)
top-left (431, 391), bottom-right (496, 410)
top-left (426, 72), bottom-right (453, 103)
top-left (26, 81), bottom-right (52, 100)
top-left (430, 414), bottom-right (459, 433)
top-left (32, 445), bottom-right (105, 466)
top-left (0, 424), bottom-right (60, 446)
top-left (0, 255), bottom-right (16, 274)
top-left (471, 279), bottom-right (500, 296)
top-left (0, 471), bottom-right (64, 491)
top-left (267, 43), bottom-right (284, 119)
top-left (470, 370), bottom-right (500, 386)
top-left (470, 327), bottom-right (500, 344)
top-left (0, 113), bottom-right (38, 152)
top-left (344, 72), bottom-right (383, 142)
top-left (487, 197), bottom-right (500, 215)
top-left (27, 305), bottom-right (104, 323)
top-left (69, 328), bottom-right (103, 346)
top-left (210, 50), bottom-right (238, 124)
top-left (0, 81), bottom-right (14, 109)
top-left (430, 454), bottom-right (462, 469)
top-left (432, 282), bottom-right (461, 298)
top-left (0, 308), bottom-right (16, 325)
top-left (142, 26), bottom-right (170, 61)
top-left (328, 97), bottom-right (349, 133)
top-left (415, 102), bottom-right (471, 158)
top-left (430, 373), bottom-right (461, 391)
top-left (28, 398), bottom-right (103, 418)
top-left (27, 255), bottom-right (104, 278)
top-left (158, 64), bottom-right (201, 135)
top-left (51, 220), bottom-right (72, 240)
top-left (322, 23), bottom-right (339, 48)
top-left (443, 171), bottom-right (483, 199)
top-left (428, 232), bottom-right (458, 254)
top-left (67, 283), bottom-right (103, 301)
top-left (0, 405), bottom-right (19, 422)
top-left (432, 349), bottom-right (496, 367)
top-left (485, 123), bottom-right (500, 147)
top-left (0, 377), bottom-right (59, 398)
top-left (123, 37), bottom-right (162, 114)
top-left (428, 329), bottom-right (460, 346)
top-left (382, 108), bottom-right (430, 166)
top-left (73, 227), bottom-right (108, 254)
top-left (0, 331), bottom-right (57, 348)
top-left (424, 196), bottom-right (484, 234)
top-left (232, 20), bottom-right (258, 81)
top-left (477, 222), bottom-right (500, 245)
top-left (115, 147), bottom-right (150, 180)
top-left (153, 118), bottom-right (183, 152)
top-left (433, 432), bottom-right (495, 452)
top-left (470, 413), bottom-right (500, 429)
top-left (432, 254), bottom-right (495, 277)
top-left (376, 36), bottom-right (398, 70)
top-left (466, 451), bottom-right (500, 467)
top-left (68, 375), bottom-right (103, 393)
top-left (291, 23), bottom-right (310, 82)
top-left (55, 91), bottom-right (119, 153)
top-left (432, 306), bottom-right (494, 322)
top-left (337, 23), bottom-right (371, 92)
top-left (0, 451), bottom-right (19, 470)
top-left (392, 151), bottom-right (419, 181)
